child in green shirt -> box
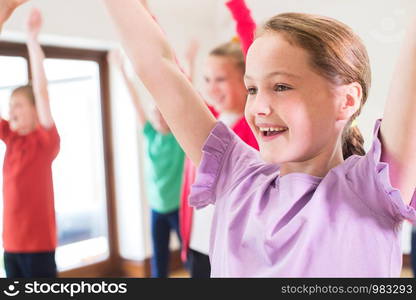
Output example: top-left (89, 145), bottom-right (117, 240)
top-left (109, 50), bottom-right (184, 278)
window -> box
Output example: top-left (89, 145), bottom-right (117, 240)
top-left (46, 58), bottom-right (109, 270)
top-left (0, 42), bottom-right (115, 276)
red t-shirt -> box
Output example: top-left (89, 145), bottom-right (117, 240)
top-left (0, 120), bottom-right (60, 252)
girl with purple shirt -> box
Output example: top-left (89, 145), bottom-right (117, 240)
top-left (103, 0), bottom-right (416, 277)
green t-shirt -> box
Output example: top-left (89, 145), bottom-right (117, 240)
top-left (143, 122), bottom-right (185, 213)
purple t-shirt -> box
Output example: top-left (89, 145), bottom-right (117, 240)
top-left (189, 119), bottom-right (416, 277)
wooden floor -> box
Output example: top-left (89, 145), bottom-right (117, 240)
top-left (170, 268), bottom-right (190, 278)
top-left (401, 267), bottom-right (413, 278)
top-left (170, 267), bottom-right (414, 278)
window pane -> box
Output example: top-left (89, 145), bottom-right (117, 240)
top-left (45, 58), bottom-right (109, 271)
top-left (0, 56), bottom-right (28, 277)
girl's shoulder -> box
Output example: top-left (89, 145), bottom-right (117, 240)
top-left (339, 119), bottom-right (416, 224)
top-left (190, 120), bottom-right (275, 208)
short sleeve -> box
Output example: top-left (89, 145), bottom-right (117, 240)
top-left (37, 124), bottom-right (60, 159)
top-left (346, 119), bottom-right (416, 224)
top-left (143, 121), bottom-right (156, 141)
top-left (0, 119), bottom-right (11, 142)
top-left (189, 121), bottom-right (264, 209)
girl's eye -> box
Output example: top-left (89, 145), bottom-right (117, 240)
top-left (274, 84), bottom-right (292, 92)
top-left (247, 87), bottom-right (257, 95)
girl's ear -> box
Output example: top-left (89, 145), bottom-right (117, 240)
top-left (336, 82), bottom-right (362, 121)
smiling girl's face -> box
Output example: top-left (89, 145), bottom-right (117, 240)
top-left (244, 32), bottom-right (350, 166)
top-left (204, 55), bottom-right (247, 114)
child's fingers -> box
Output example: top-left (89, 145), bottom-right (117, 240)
top-left (26, 7), bottom-right (42, 34)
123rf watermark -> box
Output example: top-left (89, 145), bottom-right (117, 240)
top-left (282, 284), bottom-right (414, 296)
top-left (3, 280), bottom-right (127, 297)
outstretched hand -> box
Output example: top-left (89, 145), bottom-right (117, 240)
top-left (26, 7), bottom-right (42, 39)
top-left (0, 0), bottom-right (29, 29)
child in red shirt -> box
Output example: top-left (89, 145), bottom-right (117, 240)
top-left (1, 8), bottom-right (60, 278)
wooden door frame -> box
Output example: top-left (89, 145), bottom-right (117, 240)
top-left (0, 41), bottom-right (120, 277)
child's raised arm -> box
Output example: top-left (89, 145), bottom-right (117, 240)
top-left (108, 50), bottom-right (147, 127)
top-left (184, 38), bottom-right (199, 84)
top-left (26, 8), bottom-right (54, 129)
top-left (381, 17), bottom-right (416, 205)
top-left (0, 0), bottom-right (29, 32)
top-left (103, 0), bottom-right (216, 166)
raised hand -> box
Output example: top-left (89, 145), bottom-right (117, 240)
top-left (26, 7), bottom-right (42, 39)
top-left (25, 7), bottom-right (55, 129)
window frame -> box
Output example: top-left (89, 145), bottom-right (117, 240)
top-left (0, 41), bottom-right (119, 277)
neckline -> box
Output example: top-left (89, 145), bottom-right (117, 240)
top-left (278, 172), bottom-right (324, 185)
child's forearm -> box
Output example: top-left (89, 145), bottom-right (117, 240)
top-left (184, 39), bottom-right (199, 83)
top-left (119, 65), bottom-right (147, 127)
top-left (26, 37), bottom-right (54, 128)
top-left (226, 0), bottom-right (256, 57)
top-left (381, 17), bottom-right (416, 205)
top-left (104, 0), bottom-right (216, 166)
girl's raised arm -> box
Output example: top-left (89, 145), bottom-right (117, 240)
top-left (26, 8), bottom-right (55, 129)
top-left (381, 18), bottom-right (416, 205)
top-left (103, 0), bottom-right (216, 166)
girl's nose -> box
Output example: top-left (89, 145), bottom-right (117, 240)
top-left (251, 92), bottom-right (273, 116)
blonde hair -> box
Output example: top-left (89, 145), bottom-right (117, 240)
top-left (259, 13), bottom-right (370, 158)
top-left (209, 39), bottom-right (245, 74)
top-left (12, 85), bottom-right (36, 106)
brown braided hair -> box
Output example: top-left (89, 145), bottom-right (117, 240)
top-left (342, 124), bottom-right (365, 158)
top-left (259, 13), bottom-right (371, 159)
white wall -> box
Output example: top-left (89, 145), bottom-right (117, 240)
top-left (2, 0), bottom-right (413, 260)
